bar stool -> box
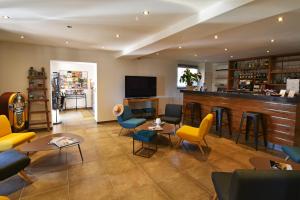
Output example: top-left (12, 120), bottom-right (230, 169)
top-left (236, 111), bottom-right (267, 150)
top-left (211, 106), bottom-right (232, 137)
top-left (184, 102), bottom-right (201, 127)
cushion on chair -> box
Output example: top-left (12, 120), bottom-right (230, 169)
top-left (0, 150), bottom-right (30, 181)
top-left (211, 172), bottom-right (232, 200)
top-left (161, 116), bottom-right (181, 124)
top-left (0, 132), bottom-right (36, 148)
top-left (176, 125), bottom-right (200, 142)
top-left (120, 118), bottom-right (146, 129)
top-left (132, 130), bottom-right (156, 143)
top-left (0, 196), bottom-right (9, 200)
top-left (282, 146), bottom-right (300, 163)
top-left (0, 115), bottom-right (12, 137)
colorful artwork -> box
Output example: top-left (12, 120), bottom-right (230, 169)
top-left (59, 71), bottom-right (88, 89)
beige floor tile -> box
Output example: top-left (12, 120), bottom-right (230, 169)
top-left (20, 186), bottom-right (68, 200)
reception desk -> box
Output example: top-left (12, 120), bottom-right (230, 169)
top-left (181, 90), bottom-right (300, 146)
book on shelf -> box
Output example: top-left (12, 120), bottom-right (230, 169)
top-left (49, 136), bottom-right (79, 148)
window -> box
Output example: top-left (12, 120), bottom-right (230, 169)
top-left (177, 65), bottom-right (199, 88)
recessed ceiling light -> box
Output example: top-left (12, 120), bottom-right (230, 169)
top-left (270, 39), bottom-right (275, 43)
top-left (101, 46), bottom-right (105, 49)
top-left (116, 34), bottom-right (120, 38)
top-left (65, 41), bottom-right (69, 44)
top-left (178, 46), bottom-right (182, 49)
top-left (278, 16), bottom-right (283, 22)
top-left (143, 10), bottom-right (150, 15)
top-left (214, 35), bottom-right (218, 39)
top-left (66, 25), bottom-right (72, 29)
top-left (156, 52), bottom-right (159, 56)
top-left (135, 16), bottom-right (139, 21)
top-left (266, 50), bottom-right (270, 53)
top-left (20, 35), bottom-right (24, 39)
top-left (224, 48), bottom-right (228, 51)
top-left (2, 16), bottom-right (10, 19)
top-left (194, 54), bottom-right (198, 57)
top-left (230, 55), bottom-right (234, 58)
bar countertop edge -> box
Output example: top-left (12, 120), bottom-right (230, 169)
top-left (180, 90), bottom-right (300, 104)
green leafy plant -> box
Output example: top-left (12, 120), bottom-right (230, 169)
top-left (180, 69), bottom-right (202, 87)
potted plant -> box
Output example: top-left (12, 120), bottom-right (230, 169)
top-left (180, 69), bottom-right (202, 90)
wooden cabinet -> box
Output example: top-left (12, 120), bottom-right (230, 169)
top-left (123, 97), bottom-right (159, 118)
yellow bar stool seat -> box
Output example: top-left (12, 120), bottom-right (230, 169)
top-left (176, 113), bottom-right (213, 154)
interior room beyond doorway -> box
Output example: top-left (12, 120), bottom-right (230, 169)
top-left (50, 60), bottom-right (98, 124)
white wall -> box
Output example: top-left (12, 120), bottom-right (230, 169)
top-left (0, 41), bottom-right (183, 122)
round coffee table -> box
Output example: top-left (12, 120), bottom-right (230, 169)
top-left (138, 122), bottom-right (175, 146)
top-left (20, 133), bottom-right (84, 162)
top-left (249, 157), bottom-right (300, 170)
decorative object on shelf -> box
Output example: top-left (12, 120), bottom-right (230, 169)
top-left (27, 67), bottom-right (50, 131)
top-left (0, 92), bottom-right (28, 132)
top-left (179, 68), bottom-right (202, 90)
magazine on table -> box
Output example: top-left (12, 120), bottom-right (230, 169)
top-left (49, 136), bottom-right (79, 148)
top-left (270, 160), bottom-right (293, 170)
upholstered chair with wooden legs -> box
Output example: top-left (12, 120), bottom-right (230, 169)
top-left (176, 113), bottom-right (213, 154)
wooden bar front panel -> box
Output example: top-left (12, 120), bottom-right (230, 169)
top-left (183, 93), bottom-right (299, 146)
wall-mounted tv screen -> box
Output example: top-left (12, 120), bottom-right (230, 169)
top-left (125, 76), bottom-right (157, 98)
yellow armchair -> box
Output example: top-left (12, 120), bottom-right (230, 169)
top-left (0, 115), bottom-right (36, 150)
top-left (0, 196), bottom-right (9, 200)
top-left (176, 113), bottom-right (213, 154)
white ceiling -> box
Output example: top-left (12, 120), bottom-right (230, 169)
top-left (0, 0), bottom-right (300, 62)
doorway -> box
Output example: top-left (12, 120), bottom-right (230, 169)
top-left (50, 60), bottom-right (98, 124)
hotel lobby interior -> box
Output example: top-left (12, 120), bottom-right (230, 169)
top-left (1, 0), bottom-right (300, 200)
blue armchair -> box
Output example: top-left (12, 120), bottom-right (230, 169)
top-left (117, 106), bottom-right (146, 135)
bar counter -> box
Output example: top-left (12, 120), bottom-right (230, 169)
top-left (181, 90), bottom-right (300, 146)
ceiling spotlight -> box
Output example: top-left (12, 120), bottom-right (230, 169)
top-left (67, 25), bottom-right (72, 29)
top-left (214, 35), bottom-right (218, 39)
top-left (224, 48), bottom-right (228, 51)
top-left (101, 46), bottom-right (105, 49)
top-left (270, 39), bottom-right (275, 43)
top-left (194, 54), bottom-right (198, 57)
top-left (143, 10), bottom-right (150, 15)
top-left (266, 50), bottom-right (270, 53)
top-left (2, 16), bottom-right (10, 19)
top-left (156, 52), bottom-right (159, 56)
top-left (178, 46), bottom-right (182, 49)
top-left (278, 16), bottom-right (283, 22)
top-left (65, 41), bottom-right (69, 44)
top-left (20, 35), bottom-right (24, 39)
top-left (116, 34), bottom-right (120, 38)
top-left (135, 16), bottom-right (139, 21)
top-left (230, 55), bottom-right (234, 58)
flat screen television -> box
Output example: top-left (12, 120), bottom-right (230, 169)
top-left (125, 76), bottom-right (157, 98)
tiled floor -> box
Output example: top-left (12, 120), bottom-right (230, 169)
top-left (1, 110), bottom-right (284, 200)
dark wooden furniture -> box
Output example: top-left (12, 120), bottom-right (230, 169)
top-left (236, 111), bottom-right (267, 150)
top-left (228, 53), bottom-right (300, 91)
top-left (249, 157), bottom-right (300, 170)
top-left (181, 90), bottom-right (300, 146)
top-left (20, 133), bottom-right (84, 162)
top-left (211, 106), bottom-right (232, 137)
top-left (138, 122), bottom-right (175, 146)
top-left (27, 68), bottom-right (51, 131)
top-left (123, 97), bottom-right (159, 118)
top-left (183, 102), bottom-right (201, 127)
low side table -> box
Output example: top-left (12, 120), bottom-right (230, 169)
top-left (20, 133), bottom-right (84, 162)
top-left (249, 157), bottom-right (300, 170)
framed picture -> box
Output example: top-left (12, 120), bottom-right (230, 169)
top-left (279, 90), bottom-right (286, 97)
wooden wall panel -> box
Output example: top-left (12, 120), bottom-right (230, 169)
top-left (183, 93), bottom-right (300, 146)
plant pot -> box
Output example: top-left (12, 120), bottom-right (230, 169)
top-left (186, 85), bottom-right (194, 90)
